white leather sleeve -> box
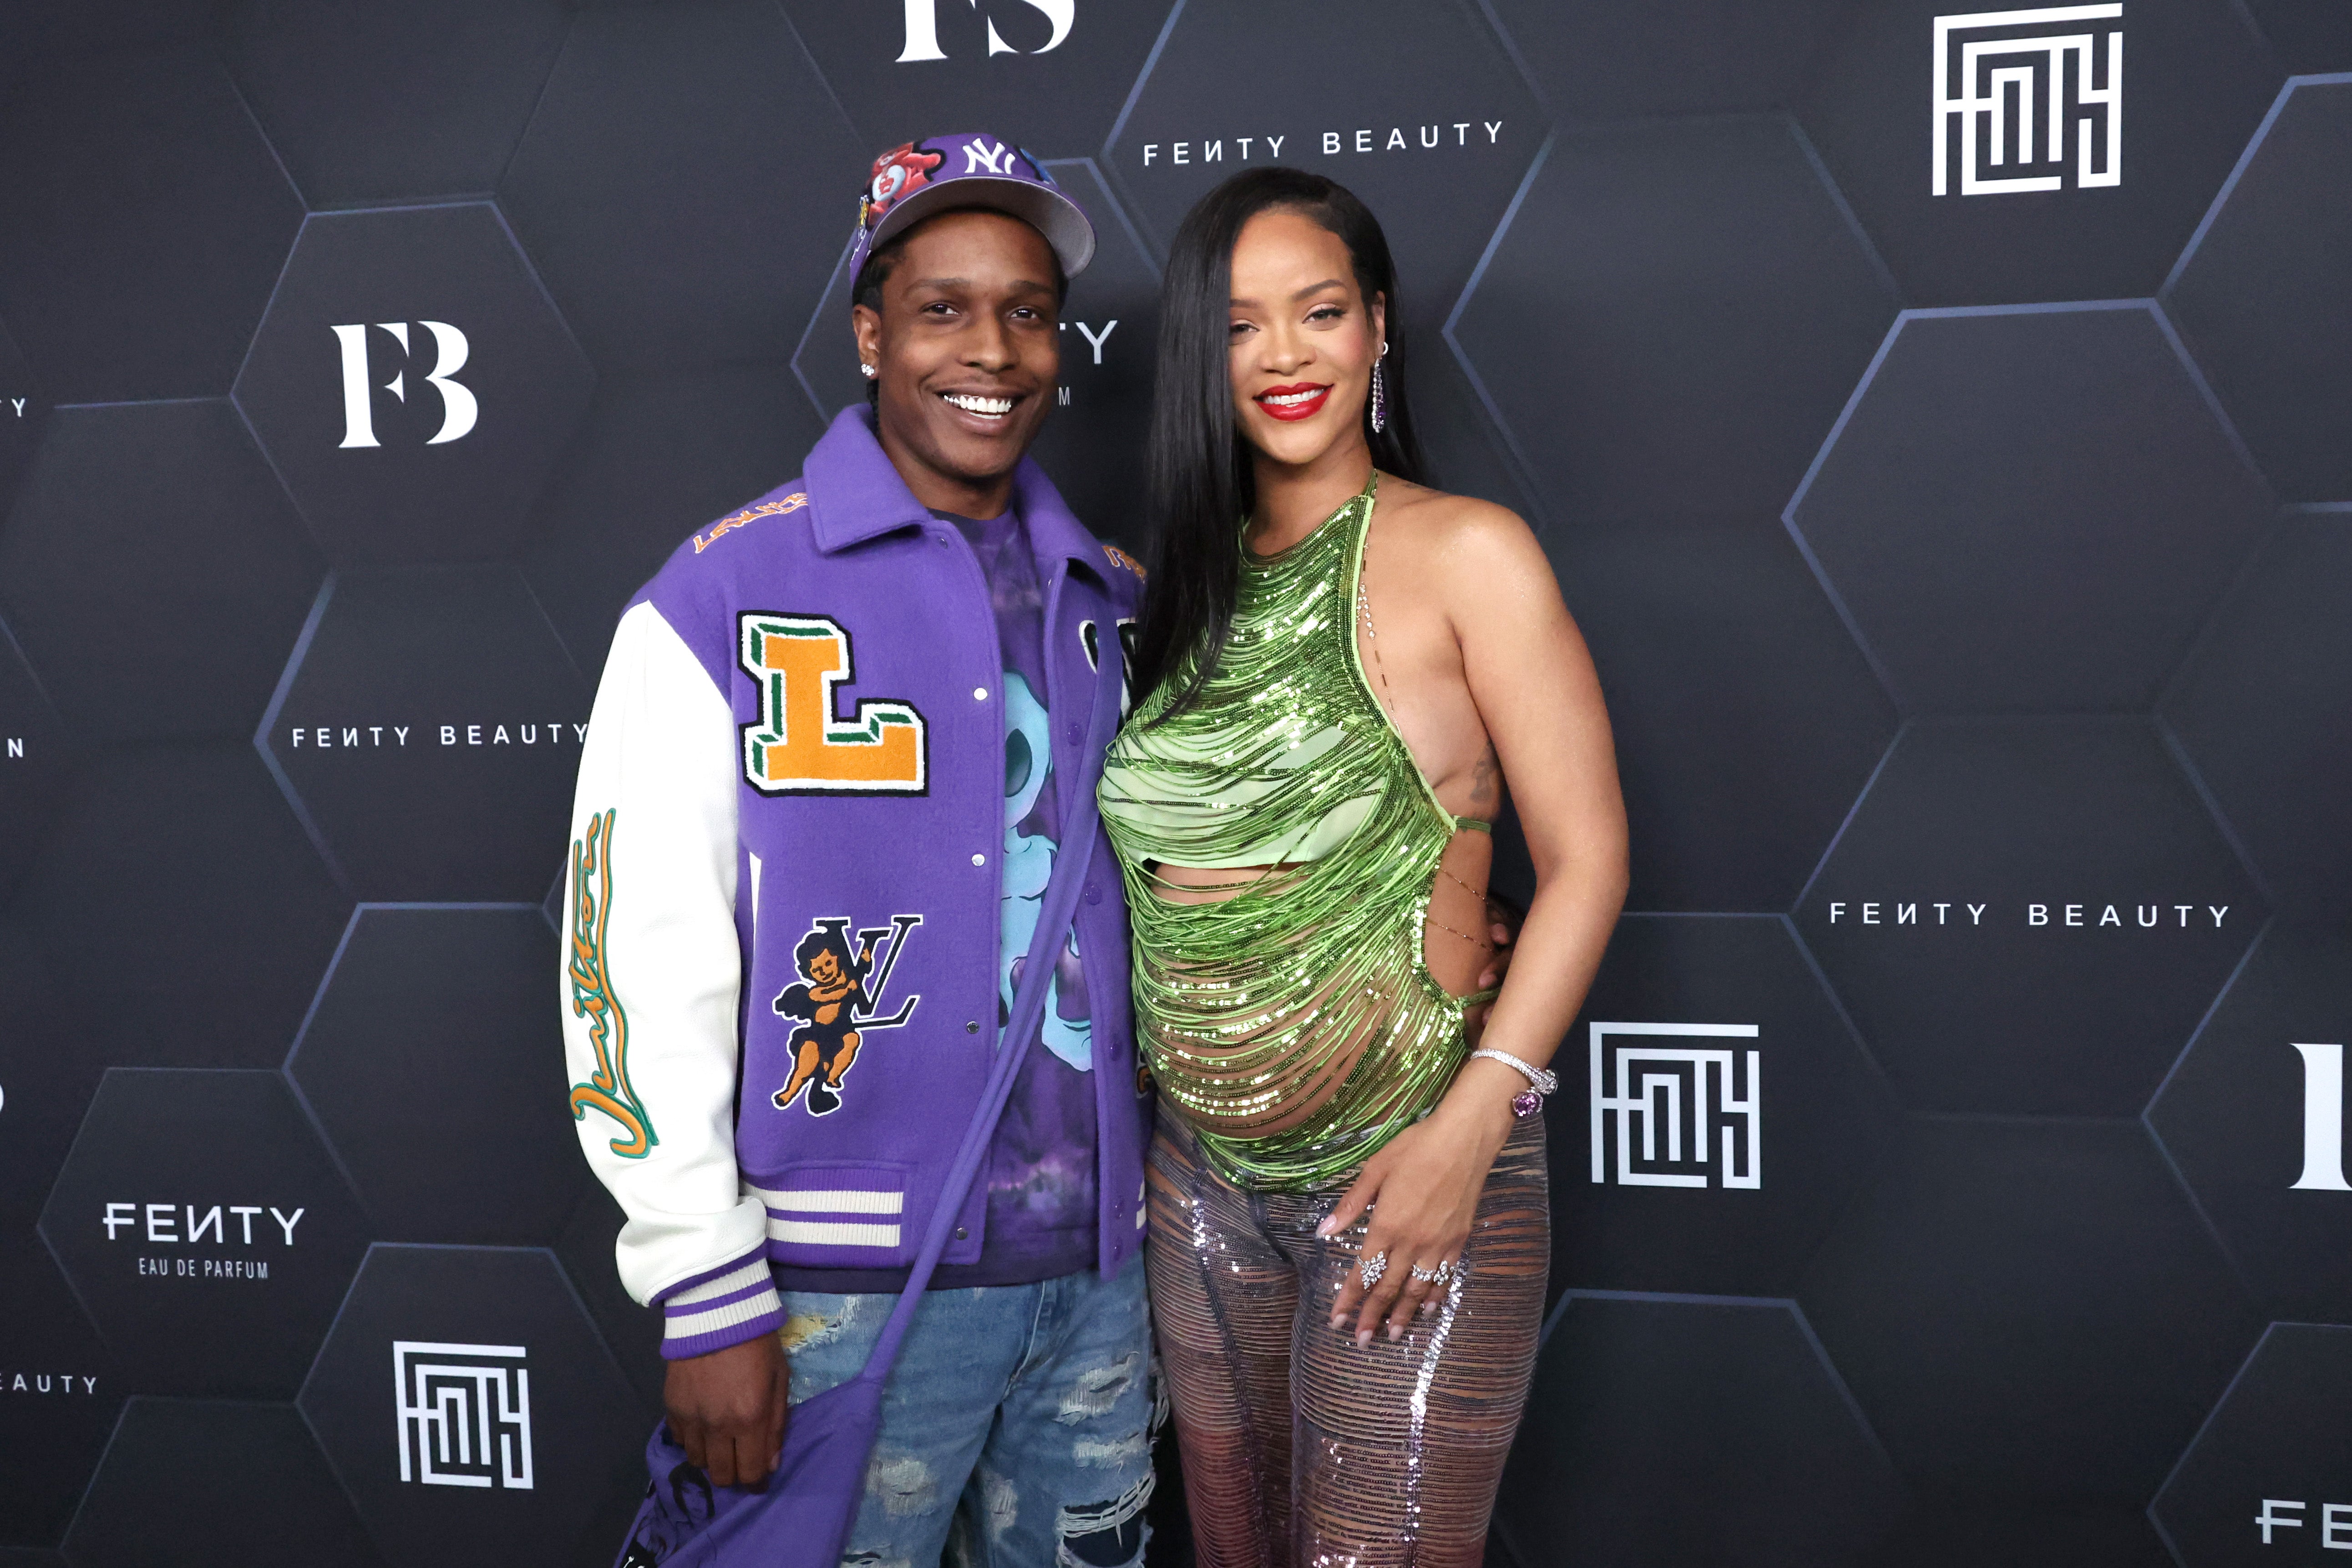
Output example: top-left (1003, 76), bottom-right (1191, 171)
top-left (560, 600), bottom-right (776, 1335)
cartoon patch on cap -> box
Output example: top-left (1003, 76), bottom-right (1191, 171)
top-left (861, 142), bottom-right (944, 231)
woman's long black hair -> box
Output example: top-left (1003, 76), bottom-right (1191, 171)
top-left (1128, 168), bottom-right (1427, 718)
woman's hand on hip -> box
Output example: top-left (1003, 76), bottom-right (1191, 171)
top-left (1318, 1077), bottom-right (1518, 1346)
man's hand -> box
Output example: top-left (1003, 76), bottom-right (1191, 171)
top-left (664, 1333), bottom-right (788, 1489)
top-left (1466, 894), bottom-right (1526, 1047)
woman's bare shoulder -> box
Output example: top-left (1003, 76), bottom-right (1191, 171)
top-left (1374, 474), bottom-right (1547, 573)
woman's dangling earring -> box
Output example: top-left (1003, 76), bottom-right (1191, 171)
top-left (1370, 340), bottom-right (1389, 435)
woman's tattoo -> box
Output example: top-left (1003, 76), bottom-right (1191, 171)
top-left (1470, 746), bottom-right (1499, 806)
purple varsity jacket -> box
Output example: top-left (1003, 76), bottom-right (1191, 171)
top-left (559, 405), bottom-right (1151, 1359)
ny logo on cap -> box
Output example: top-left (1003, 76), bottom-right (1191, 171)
top-left (962, 137), bottom-right (1013, 175)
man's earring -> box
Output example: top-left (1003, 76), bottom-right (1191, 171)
top-left (859, 362), bottom-right (877, 379)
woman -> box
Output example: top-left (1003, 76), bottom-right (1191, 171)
top-left (1098, 168), bottom-right (1627, 1565)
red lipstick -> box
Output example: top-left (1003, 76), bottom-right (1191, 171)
top-left (1255, 382), bottom-right (1332, 421)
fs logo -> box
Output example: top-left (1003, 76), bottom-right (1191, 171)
top-left (1590, 1022), bottom-right (1761, 1190)
top-left (1933, 4), bottom-right (2122, 195)
top-left (738, 614), bottom-right (928, 795)
top-left (395, 1340), bottom-right (533, 1490)
top-left (332, 321), bottom-right (478, 448)
top-left (2291, 1041), bottom-right (2351, 1192)
top-left (897, 0), bottom-right (1072, 60)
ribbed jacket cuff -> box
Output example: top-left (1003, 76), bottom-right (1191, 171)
top-left (654, 1252), bottom-right (784, 1361)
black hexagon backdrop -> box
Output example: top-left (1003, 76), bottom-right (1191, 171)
top-left (0, 5), bottom-right (2343, 1566)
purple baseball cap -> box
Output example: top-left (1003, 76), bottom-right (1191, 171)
top-left (848, 132), bottom-right (1095, 293)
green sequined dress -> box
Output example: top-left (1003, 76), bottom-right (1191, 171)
top-left (1099, 474), bottom-right (1493, 1191)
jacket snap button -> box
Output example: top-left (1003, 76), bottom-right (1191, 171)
top-left (953, 1226), bottom-right (969, 1240)
top-left (966, 1020), bottom-right (980, 1034)
top-left (972, 852), bottom-right (986, 867)
top-left (1065, 721), bottom-right (1082, 744)
top-left (1085, 885), bottom-right (1102, 905)
top-left (974, 686), bottom-right (988, 701)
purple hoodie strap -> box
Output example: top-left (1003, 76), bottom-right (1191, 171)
top-left (851, 624), bottom-right (1126, 1384)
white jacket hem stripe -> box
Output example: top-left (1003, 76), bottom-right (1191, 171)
top-left (769, 1219), bottom-right (903, 1248)
top-left (747, 1186), bottom-right (906, 1215)
top-left (666, 1257), bottom-right (775, 1307)
top-left (664, 1286), bottom-right (786, 1344)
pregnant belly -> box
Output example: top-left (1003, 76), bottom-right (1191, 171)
top-left (1140, 830), bottom-right (1495, 1139)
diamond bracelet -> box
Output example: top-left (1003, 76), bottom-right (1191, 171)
top-left (1468, 1047), bottom-right (1557, 1119)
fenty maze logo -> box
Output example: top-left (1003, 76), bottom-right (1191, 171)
top-left (394, 1340), bottom-right (533, 1490)
top-left (1590, 1023), bottom-right (1761, 1191)
top-left (1933, 4), bottom-right (2123, 195)
top-left (334, 321), bottom-right (478, 447)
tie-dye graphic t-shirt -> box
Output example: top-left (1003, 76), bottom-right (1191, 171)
top-left (781, 506), bottom-right (1099, 1293)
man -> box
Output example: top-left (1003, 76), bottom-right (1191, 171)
top-left (562, 135), bottom-right (1156, 1568)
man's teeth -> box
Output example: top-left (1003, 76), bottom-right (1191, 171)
top-left (1260, 388), bottom-right (1324, 406)
top-left (941, 393), bottom-right (1014, 417)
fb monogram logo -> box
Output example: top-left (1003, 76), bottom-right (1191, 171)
top-left (2291, 1041), bottom-right (2351, 1191)
top-left (739, 614), bottom-right (928, 794)
top-left (896, 0), bottom-right (1073, 61)
top-left (1590, 1022), bottom-right (1762, 1190)
top-left (332, 321), bottom-right (478, 448)
top-left (394, 1340), bottom-right (533, 1490)
top-left (1932, 4), bottom-right (2123, 195)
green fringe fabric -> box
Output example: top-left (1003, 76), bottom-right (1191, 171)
top-left (1100, 473), bottom-right (1493, 1191)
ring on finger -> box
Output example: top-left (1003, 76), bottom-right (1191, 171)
top-left (1358, 1250), bottom-right (1389, 1289)
top-left (1409, 1260), bottom-right (1451, 1284)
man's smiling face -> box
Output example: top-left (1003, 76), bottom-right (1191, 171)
top-left (854, 208), bottom-right (1061, 512)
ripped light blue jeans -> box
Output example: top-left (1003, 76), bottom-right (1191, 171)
top-left (779, 1255), bottom-right (1156, 1568)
